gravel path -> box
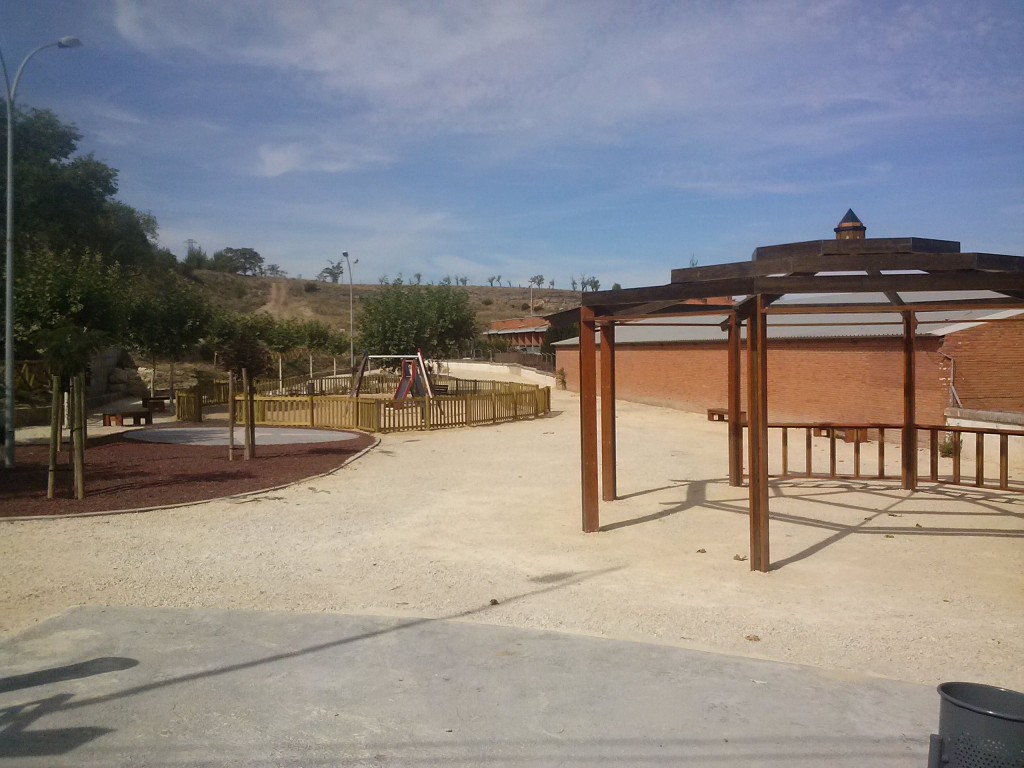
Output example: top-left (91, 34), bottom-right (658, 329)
top-left (2, 382), bottom-right (1021, 691)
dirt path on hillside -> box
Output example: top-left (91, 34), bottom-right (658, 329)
top-left (2, 381), bottom-right (1021, 691)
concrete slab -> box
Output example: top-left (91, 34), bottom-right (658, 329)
top-left (0, 607), bottom-right (937, 766)
top-left (124, 427), bottom-right (362, 446)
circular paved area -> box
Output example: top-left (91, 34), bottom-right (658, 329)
top-left (125, 426), bottom-right (364, 446)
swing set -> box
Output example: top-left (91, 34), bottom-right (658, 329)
top-left (349, 350), bottom-right (438, 401)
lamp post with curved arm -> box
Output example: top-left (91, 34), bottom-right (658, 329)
top-left (2, 36), bottom-right (82, 468)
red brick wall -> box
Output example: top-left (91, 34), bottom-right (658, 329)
top-left (556, 335), bottom-right (952, 424)
top-left (940, 321), bottom-right (1024, 413)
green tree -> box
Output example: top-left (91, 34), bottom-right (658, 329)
top-left (210, 247), bottom-right (264, 276)
top-left (1, 107), bottom-right (160, 270)
top-left (14, 249), bottom-right (128, 359)
top-left (207, 312), bottom-right (274, 379)
top-left (318, 260), bottom-right (344, 283)
top-left (127, 273), bottom-right (212, 394)
top-left (357, 279), bottom-right (478, 358)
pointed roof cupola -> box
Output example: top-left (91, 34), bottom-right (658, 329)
top-left (834, 209), bottom-right (866, 240)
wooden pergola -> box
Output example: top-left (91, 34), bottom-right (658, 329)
top-left (572, 232), bottom-right (1024, 572)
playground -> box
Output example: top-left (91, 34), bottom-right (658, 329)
top-left (0, 372), bottom-right (1021, 765)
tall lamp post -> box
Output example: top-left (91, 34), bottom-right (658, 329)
top-left (2, 36), bottom-right (82, 469)
top-left (341, 251), bottom-right (358, 370)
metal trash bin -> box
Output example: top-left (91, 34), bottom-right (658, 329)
top-left (927, 682), bottom-right (1024, 768)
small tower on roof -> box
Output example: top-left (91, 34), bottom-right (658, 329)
top-left (834, 208), bottom-right (866, 240)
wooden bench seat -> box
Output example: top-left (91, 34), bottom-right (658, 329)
top-left (707, 407), bottom-right (747, 425)
top-left (812, 426), bottom-right (869, 443)
top-left (141, 396), bottom-right (170, 411)
top-left (102, 409), bottom-right (153, 427)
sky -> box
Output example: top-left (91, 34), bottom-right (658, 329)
top-left (2, 0), bottom-right (1022, 288)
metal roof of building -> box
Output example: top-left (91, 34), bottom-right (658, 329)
top-left (553, 291), bottom-right (1023, 346)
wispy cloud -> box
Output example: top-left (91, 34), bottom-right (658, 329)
top-left (253, 141), bottom-right (395, 177)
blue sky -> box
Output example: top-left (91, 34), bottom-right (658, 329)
top-left (3, 1), bottom-right (1022, 288)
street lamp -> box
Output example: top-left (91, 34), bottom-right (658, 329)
top-left (341, 251), bottom-right (358, 370)
top-left (2, 36), bottom-right (82, 468)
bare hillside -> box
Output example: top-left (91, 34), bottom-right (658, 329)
top-left (190, 271), bottom-right (581, 334)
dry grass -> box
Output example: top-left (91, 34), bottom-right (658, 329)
top-left (190, 270), bottom-right (582, 334)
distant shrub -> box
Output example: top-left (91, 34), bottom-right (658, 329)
top-left (520, 303), bottom-right (530, 311)
top-left (481, 298), bottom-right (493, 306)
top-left (939, 434), bottom-right (961, 457)
top-left (304, 282), bottom-right (320, 293)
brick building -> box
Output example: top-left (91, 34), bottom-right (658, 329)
top-left (486, 317), bottom-right (550, 351)
top-left (554, 301), bottom-right (1024, 425)
top-left (554, 211), bottom-right (1024, 425)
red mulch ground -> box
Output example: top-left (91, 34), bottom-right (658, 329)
top-left (0, 431), bottom-right (377, 518)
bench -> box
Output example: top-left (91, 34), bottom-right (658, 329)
top-left (102, 409), bottom-right (153, 427)
top-left (812, 426), bottom-right (869, 443)
top-left (141, 396), bottom-right (170, 412)
top-left (707, 407), bottom-right (747, 425)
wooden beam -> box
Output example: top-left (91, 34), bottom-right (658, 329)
top-left (753, 271), bottom-right (1024, 295)
top-left (600, 322), bottom-right (617, 502)
top-left (672, 247), bottom-right (1022, 284)
top-left (901, 312), bottom-right (917, 490)
top-left (580, 306), bottom-right (600, 531)
top-left (765, 298), bottom-right (1024, 315)
top-left (747, 295), bottom-right (770, 572)
top-left (728, 314), bottom-right (744, 486)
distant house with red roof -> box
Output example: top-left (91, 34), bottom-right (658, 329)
top-left (485, 317), bottom-right (551, 351)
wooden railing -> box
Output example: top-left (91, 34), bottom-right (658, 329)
top-left (758, 422), bottom-right (1024, 492)
top-left (234, 387), bottom-right (551, 434)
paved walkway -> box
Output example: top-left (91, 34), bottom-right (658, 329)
top-left (0, 607), bottom-right (936, 767)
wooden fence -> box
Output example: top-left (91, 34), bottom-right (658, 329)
top-left (754, 422), bottom-right (1024, 492)
top-left (181, 373), bottom-right (551, 433)
top-left (230, 386), bottom-right (550, 434)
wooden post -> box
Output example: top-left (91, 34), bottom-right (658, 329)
top-left (901, 312), bottom-right (917, 490)
top-left (829, 431), bottom-right (837, 477)
top-left (746, 295), bottom-right (770, 572)
top-left (227, 372), bottom-right (236, 461)
top-left (953, 431), bottom-right (961, 484)
top-left (999, 434), bottom-right (1009, 490)
top-left (877, 428), bottom-right (886, 479)
top-left (727, 314), bottom-right (744, 486)
top-left (600, 322), bottom-right (617, 502)
top-left (242, 368), bottom-right (253, 461)
top-left (580, 306), bottom-right (600, 532)
top-left (975, 432), bottom-right (984, 487)
top-left (73, 373), bottom-right (85, 500)
top-left (47, 375), bottom-right (61, 499)
top-left (781, 428), bottom-right (788, 477)
top-left (929, 429), bottom-right (939, 481)
top-left (805, 427), bottom-right (812, 475)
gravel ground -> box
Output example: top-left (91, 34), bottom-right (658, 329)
top-left (2, 383), bottom-right (1021, 691)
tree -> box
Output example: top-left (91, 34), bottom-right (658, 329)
top-left (264, 263), bottom-right (287, 277)
top-left (570, 276), bottom-right (578, 291)
top-left (183, 242), bottom-right (209, 272)
top-left (529, 274), bottom-right (545, 288)
top-left (548, 278), bottom-right (555, 289)
top-left (611, 282), bottom-right (622, 291)
top-left (357, 279), bottom-right (478, 358)
top-left (1, 107), bottom-right (162, 271)
top-left (207, 312), bottom-right (274, 379)
top-left (486, 276), bottom-right (496, 287)
top-left (210, 247), bottom-right (264, 276)
top-left (318, 260), bottom-right (345, 283)
top-left (127, 273), bottom-right (212, 395)
top-left (14, 249), bottom-right (129, 359)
